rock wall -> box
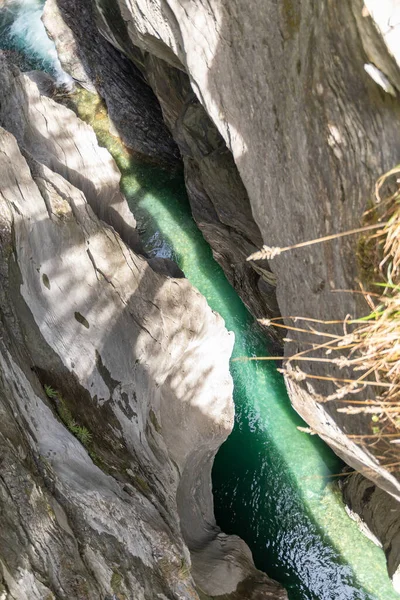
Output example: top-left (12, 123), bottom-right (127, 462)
top-left (40, 0), bottom-right (400, 588)
top-left (0, 55), bottom-right (286, 599)
top-left (140, 53), bottom-right (282, 341)
top-left (43, 0), bottom-right (180, 166)
top-left (43, 0), bottom-right (283, 348)
top-left (342, 472), bottom-right (400, 592)
top-left (44, 0), bottom-right (400, 497)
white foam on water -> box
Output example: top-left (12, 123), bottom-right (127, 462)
top-left (1, 0), bottom-right (73, 86)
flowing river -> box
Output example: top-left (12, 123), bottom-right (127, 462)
top-left (0, 3), bottom-right (396, 599)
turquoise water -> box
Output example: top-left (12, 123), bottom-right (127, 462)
top-left (123, 165), bottom-right (395, 600)
top-left (0, 8), bottom-right (397, 599)
top-left (0, 0), bottom-right (71, 83)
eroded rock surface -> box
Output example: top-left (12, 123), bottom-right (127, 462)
top-left (42, 0), bottom-right (179, 166)
top-left (0, 55), bottom-right (286, 599)
top-left (41, 0), bottom-right (400, 587)
top-left (342, 472), bottom-right (400, 592)
top-left (45, 0), bottom-right (400, 498)
top-left (43, 0), bottom-right (282, 346)
top-left (0, 60), bottom-right (141, 253)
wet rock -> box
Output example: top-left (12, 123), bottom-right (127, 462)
top-left (342, 472), bottom-right (400, 593)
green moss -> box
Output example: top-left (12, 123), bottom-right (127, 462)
top-left (357, 234), bottom-right (378, 286)
top-left (356, 202), bottom-right (382, 288)
top-left (64, 88), bottom-right (129, 169)
top-left (111, 570), bottom-right (123, 591)
top-left (282, 0), bottom-right (301, 39)
top-left (4, 243), bottom-right (14, 258)
top-left (57, 397), bottom-right (74, 428)
top-left (45, 501), bottom-right (56, 520)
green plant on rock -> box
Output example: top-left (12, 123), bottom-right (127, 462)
top-left (44, 384), bottom-right (58, 399)
top-left (43, 384), bottom-right (94, 451)
top-left (111, 570), bottom-right (123, 592)
top-left (70, 424), bottom-right (93, 446)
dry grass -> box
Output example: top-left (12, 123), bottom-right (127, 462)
top-left (249, 166), bottom-right (400, 471)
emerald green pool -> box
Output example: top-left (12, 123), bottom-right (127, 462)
top-left (0, 7), bottom-right (396, 598)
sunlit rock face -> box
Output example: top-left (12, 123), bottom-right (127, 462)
top-left (0, 54), bottom-right (287, 599)
top-left (364, 0), bottom-right (400, 67)
top-left (42, 0), bottom-right (283, 348)
top-left (41, 0), bottom-right (400, 589)
top-left (71, 0), bottom-right (400, 494)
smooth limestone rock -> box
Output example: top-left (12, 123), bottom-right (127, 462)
top-left (0, 60), bottom-right (141, 254)
top-left (41, 0), bottom-right (400, 588)
top-left (47, 0), bottom-right (400, 498)
top-left (91, 0), bottom-right (400, 496)
top-left (43, 0), bottom-right (283, 348)
top-left (0, 55), bottom-right (286, 600)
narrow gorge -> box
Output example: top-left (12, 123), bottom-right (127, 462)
top-left (0, 1), bottom-right (400, 600)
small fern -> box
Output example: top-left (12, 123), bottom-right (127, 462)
top-left (44, 384), bottom-right (58, 399)
top-left (44, 384), bottom-right (94, 450)
top-left (71, 425), bottom-right (93, 446)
